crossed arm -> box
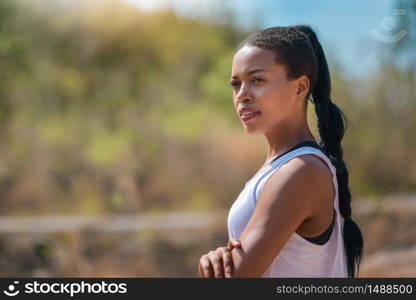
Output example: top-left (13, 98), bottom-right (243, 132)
top-left (199, 155), bottom-right (332, 277)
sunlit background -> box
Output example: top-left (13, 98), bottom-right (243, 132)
top-left (0, 0), bottom-right (415, 277)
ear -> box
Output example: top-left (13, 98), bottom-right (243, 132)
top-left (296, 75), bottom-right (310, 99)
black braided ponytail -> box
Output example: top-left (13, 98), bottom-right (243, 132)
top-left (237, 25), bottom-right (364, 278)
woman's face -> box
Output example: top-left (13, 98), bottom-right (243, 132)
top-left (230, 45), bottom-right (306, 135)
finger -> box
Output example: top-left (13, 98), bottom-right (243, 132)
top-left (199, 257), bottom-right (205, 277)
top-left (199, 256), bottom-right (206, 277)
top-left (221, 248), bottom-right (233, 277)
top-left (210, 251), bottom-right (224, 278)
top-left (200, 256), bottom-right (214, 278)
top-left (231, 239), bottom-right (241, 248)
top-left (227, 239), bottom-right (241, 250)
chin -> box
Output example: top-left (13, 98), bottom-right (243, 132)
top-left (243, 126), bottom-right (263, 135)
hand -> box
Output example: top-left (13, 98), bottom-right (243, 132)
top-left (199, 239), bottom-right (241, 278)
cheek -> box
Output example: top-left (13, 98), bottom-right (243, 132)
top-left (255, 85), bottom-right (293, 113)
top-left (260, 93), bottom-right (298, 129)
top-left (257, 81), bottom-right (292, 100)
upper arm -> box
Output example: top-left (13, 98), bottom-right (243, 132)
top-left (230, 154), bottom-right (332, 277)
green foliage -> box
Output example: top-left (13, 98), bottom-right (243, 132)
top-left (0, 0), bottom-right (414, 216)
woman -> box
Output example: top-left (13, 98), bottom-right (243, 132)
top-left (198, 25), bottom-right (363, 278)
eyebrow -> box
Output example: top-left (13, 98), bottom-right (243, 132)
top-left (231, 68), bottom-right (268, 79)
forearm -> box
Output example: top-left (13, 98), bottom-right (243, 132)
top-left (229, 233), bottom-right (271, 277)
top-left (229, 248), bottom-right (260, 277)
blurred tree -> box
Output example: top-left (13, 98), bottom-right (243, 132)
top-left (393, 0), bottom-right (416, 71)
top-left (0, 0), bottom-right (414, 215)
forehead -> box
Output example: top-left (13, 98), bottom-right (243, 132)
top-left (231, 46), bottom-right (278, 76)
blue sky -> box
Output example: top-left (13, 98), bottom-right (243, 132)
top-left (126, 0), bottom-right (407, 77)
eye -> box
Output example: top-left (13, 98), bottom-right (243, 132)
top-left (252, 77), bottom-right (265, 83)
top-left (230, 80), bottom-right (240, 88)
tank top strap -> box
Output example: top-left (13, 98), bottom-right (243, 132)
top-left (268, 140), bottom-right (322, 165)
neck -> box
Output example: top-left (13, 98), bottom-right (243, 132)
top-left (263, 114), bottom-right (316, 163)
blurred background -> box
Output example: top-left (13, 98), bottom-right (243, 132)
top-left (0, 0), bottom-right (415, 277)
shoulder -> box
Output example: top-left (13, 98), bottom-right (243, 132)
top-left (267, 153), bottom-right (333, 188)
top-left (260, 153), bottom-right (334, 218)
top-left (279, 153), bottom-right (333, 181)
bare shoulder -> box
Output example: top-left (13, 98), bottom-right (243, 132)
top-left (268, 153), bottom-right (333, 188)
top-left (261, 153), bottom-right (334, 219)
top-left (281, 153), bottom-right (333, 180)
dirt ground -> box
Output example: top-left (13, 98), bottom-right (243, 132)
top-left (0, 195), bottom-right (415, 277)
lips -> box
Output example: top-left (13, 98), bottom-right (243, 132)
top-left (239, 108), bottom-right (261, 122)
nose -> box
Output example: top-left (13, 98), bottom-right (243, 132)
top-left (235, 82), bottom-right (252, 104)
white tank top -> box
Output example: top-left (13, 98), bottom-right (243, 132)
top-left (227, 145), bottom-right (348, 277)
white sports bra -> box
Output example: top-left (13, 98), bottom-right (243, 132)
top-left (227, 141), bottom-right (348, 277)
